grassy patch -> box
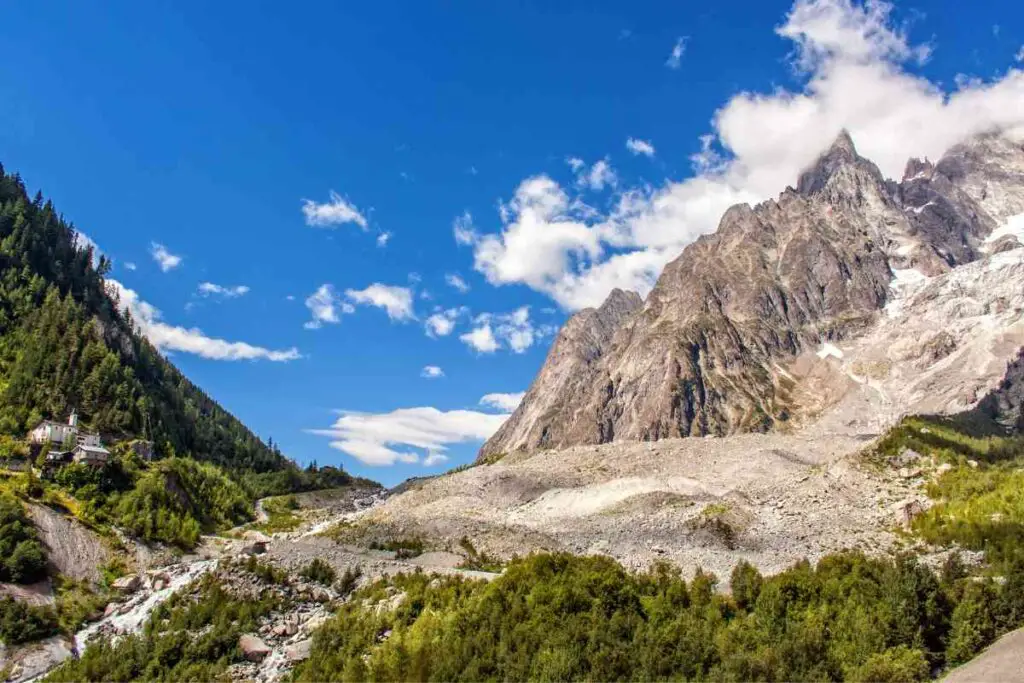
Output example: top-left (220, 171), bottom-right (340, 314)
top-left (369, 536), bottom-right (425, 559)
top-left (250, 494), bottom-right (302, 534)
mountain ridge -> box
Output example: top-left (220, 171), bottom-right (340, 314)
top-left (481, 129), bottom-right (1024, 458)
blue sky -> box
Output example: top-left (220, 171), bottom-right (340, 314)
top-left (1, 0), bottom-right (1022, 485)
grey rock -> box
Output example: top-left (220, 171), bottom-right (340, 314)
top-left (111, 574), bottom-right (142, 594)
top-left (238, 634), bottom-right (271, 663)
top-left (286, 639), bottom-right (312, 663)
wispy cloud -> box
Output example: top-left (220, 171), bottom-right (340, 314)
top-left (309, 399), bottom-right (511, 466)
top-left (345, 284), bottom-right (415, 321)
top-left (304, 284), bottom-right (352, 330)
top-left (626, 138), bottom-right (656, 157)
top-left (150, 243), bottom-right (182, 272)
top-left (425, 306), bottom-right (466, 337)
top-left (445, 273), bottom-right (470, 293)
top-left (108, 280), bottom-right (299, 362)
top-left (376, 231), bottom-right (392, 248)
top-left (665, 36), bottom-right (687, 69)
top-left (460, 306), bottom-right (547, 354)
top-left (302, 190), bottom-right (368, 229)
top-left (198, 282), bottom-right (250, 298)
top-left (421, 365), bottom-right (444, 379)
top-left (479, 392), bottom-right (525, 412)
top-left (123, 261), bottom-right (137, 271)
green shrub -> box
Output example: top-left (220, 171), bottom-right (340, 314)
top-left (0, 493), bottom-right (48, 583)
top-left (850, 645), bottom-right (930, 682)
top-left (0, 596), bottom-right (58, 644)
top-left (299, 558), bottom-right (336, 586)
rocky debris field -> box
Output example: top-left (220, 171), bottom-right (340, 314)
top-left (343, 431), bottom-right (926, 580)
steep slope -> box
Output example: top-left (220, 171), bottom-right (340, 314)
top-left (481, 288), bottom-right (641, 455)
top-left (0, 165), bottom-right (285, 472)
top-left (483, 131), bottom-right (1024, 456)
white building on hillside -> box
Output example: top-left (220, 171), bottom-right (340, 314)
top-left (29, 412), bottom-right (80, 445)
top-left (29, 411), bottom-right (103, 449)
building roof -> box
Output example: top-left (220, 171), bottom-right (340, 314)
top-left (74, 444), bottom-right (110, 455)
top-left (32, 419), bottom-right (71, 430)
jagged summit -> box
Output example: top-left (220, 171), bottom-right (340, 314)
top-left (796, 129), bottom-right (884, 196)
top-left (480, 131), bottom-right (1024, 459)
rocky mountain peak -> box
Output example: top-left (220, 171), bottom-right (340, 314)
top-left (597, 288), bottom-right (642, 318)
top-left (902, 157), bottom-right (934, 182)
top-left (480, 131), bottom-right (1024, 459)
top-left (796, 129), bottom-right (883, 197)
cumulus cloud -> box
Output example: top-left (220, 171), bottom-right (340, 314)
top-left (198, 282), bottom-right (250, 298)
top-left (107, 280), bottom-right (300, 362)
top-left (626, 138), bottom-right (656, 157)
top-left (310, 405), bottom-right (508, 466)
top-left (376, 231), bottom-right (392, 247)
top-left (460, 323), bottom-right (499, 353)
top-left (302, 190), bottom-right (368, 229)
top-left (345, 283), bottom-right (415, 321)
top-left (666, 36), bottom-right (687, 69)
top-left (445, 273), bottom-right (470, 293)
top-left (465, 0), bottom-right (1024, 311)
top-left (425, 306), bottom-right (466, 337)
top-left (460, 307), bottom-right (545, 354)
top-left (421, 365), bottom-right (444, 378)
top-left (123, 262), bottom-right (137, 271)
top-left (479, 392), bottom-right (525, 412)
top-left (1017, 45), bottom-right (1024, 63)
top-left (150, 243), bottom-right (182, 272)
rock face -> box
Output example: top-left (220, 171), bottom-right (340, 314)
top-left (481, 131), bottom-right (1024, 457)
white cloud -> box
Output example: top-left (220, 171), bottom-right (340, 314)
top-left (666, 36), bottom-right (687, 69)
top-left (421, 365), bottom-right (444, 378)
top-left (198, 282), bottom-right (250, 298)
top-left (376, 231), bottom-right (392, 248)
top-left (425, 306), bottom-right (466, 337)
top-left (466, 0), bottom-right (1024, 311)
top-left (123, 261), bottom-right (137, 271)
top-left (453, 211), bottom-right (478, 246)
top-left (1017, 46), bottom-right (1024, 63)
top-left (626, 138), bottom-right (656, 157)
top-left (423, 453), bottom-right (449, 467)
top-left (302, 190), bottom-right (368, 229)
top-left (150, 243), bottom-right (182, 272)
top-left (479, 391), bottom-right (525, 412)
top-left (310, 406), bottom-right (508, 466)
top-left (445, 273), bottom-right (470, 293)
top-left (459, 323), bottom-right (499, 353)
top-left (304, 284), bottom-right (349, 329)
top-left (107, 280), bottom-right (300, 362)
top-left (461, 307), bottom-right (543, 354)
top-left (345, 283), bottom-right (415, 321)
top-left (567, 158), bottom-right (617, 192)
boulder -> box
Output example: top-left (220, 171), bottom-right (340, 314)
top-left (112, 574), bottom-right (142, 594)
top-left (286, 639), bottom-right (312, 663)
top-left (241, 541), bottom-right (268, 556)
top-left (238, 634), bottom-right (271, 663)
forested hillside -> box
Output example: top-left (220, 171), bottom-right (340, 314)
top-left (0, 164), bottom-right (285, 473)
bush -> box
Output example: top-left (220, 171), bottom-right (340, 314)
top-left (299, 558), bottom-right (336, 586)
top-left (0, 596), bottom-right (58, 644)
top-left (336, 566), bottom-right (361, 597)
top-left (850, 646), bottom-right (930, 682)
top-left (0, 493), bottom-right (48, 584)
